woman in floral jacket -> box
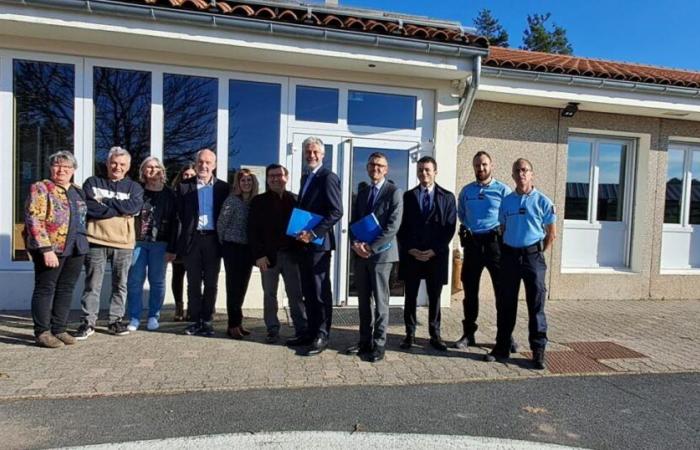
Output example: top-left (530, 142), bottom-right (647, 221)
top-left (24, 151), bottom-right (88, 348)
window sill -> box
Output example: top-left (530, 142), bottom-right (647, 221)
top-left (561, 267), bottom-right (636, 275)
top-left (659, 268), bottom-right (700, 275)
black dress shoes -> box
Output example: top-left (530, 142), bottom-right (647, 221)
top-left (346, 342), bottom-right (372, 356)
top-left (367, 346), bottom-right (385, 363)
top-left (286, 335), bottom-right (314, 347)
top-left (429, 337), bottom-right (448, 351)
top-left (305, 336), bottom-right (328, 356)
top-left (532, 348), bottom-right (546, 370)
top-left (399, 335), bottom-right (415, 350)
top-left (453, 333), bottom-right (476, 349)
top-left (484, 349), bottom-right (509, 362)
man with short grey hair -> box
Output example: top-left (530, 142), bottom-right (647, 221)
top-left (75, 147), bottom-right (144, 340)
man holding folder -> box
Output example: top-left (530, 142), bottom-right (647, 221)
top-left (347, 152), bottom-right (403, 363)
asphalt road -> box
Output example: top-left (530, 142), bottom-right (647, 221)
top-left (1, 373), bottom-right (698, 449)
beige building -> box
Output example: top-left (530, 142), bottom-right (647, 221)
top-left (1, 1), bottom-right (699, 312)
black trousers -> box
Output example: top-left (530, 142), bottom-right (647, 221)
top-left (403, 260), bottom-right (444, 338)
top-left (300, 250), bottom-right (332, 339)
top-left (171, 261), bottom-right (186, 307)
top-left (221, 241), bottom-right (253, 328)
top-left (31, 252), bottom-right (85, 336)
top-left (184, 233), bottom-right (221, 323)
top-left (460, 235), bottom-right (502, 335)
top-left (495, 248), bottom-right (548, 353)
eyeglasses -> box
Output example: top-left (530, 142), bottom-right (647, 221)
top-left (51, 164), bottom-right (74, 170)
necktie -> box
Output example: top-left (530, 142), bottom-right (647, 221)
top-left (422, 189), bottom-right (431, 216)
top-left (367, 186), bottom-right (378, 211)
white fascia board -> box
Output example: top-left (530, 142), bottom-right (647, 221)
top-left (478, 75), bottom-right (700, 121)
top-left (0, 5), bottom-right (473, 80)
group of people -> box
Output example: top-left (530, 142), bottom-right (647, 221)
top-left (24, 136), bottom-right (555, 369)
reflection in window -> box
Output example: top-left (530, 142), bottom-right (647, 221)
top-left (664, 149), bottom-right (685, 224)
top-left (348, 90), bottom-right (416, 129)
top-left (597, 143), bottom-right (626, 222)
top-left (229, 80), bottom-right (280, 183)
top-left (564, 140), bottom-right (592, 220)
top-left (690, 151), bottom-right (700, 225)
top-left (94, 67), bottom-right (151, 179)
top-left (348, 147), bottom-right (409, 297)
top-left (163, 74), bottom-right (217, 183)
top-left (13, 60), bottom-right (75, 261)
top-left (295, 85), bottom-right (338, 123)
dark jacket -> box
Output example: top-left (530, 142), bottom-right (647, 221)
top-left (135, 186), bottom-right (178, 253)
top-left (174, 176), bottom-right (229, 256)
top-left (248, 190), bottom-right (299, 266)
top-left (397, 183), bottom-right (457, 285)
top-left (298, 166), bottom-right (343, 252)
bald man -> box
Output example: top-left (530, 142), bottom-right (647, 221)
top-left (175, 149), bottom-right (230, 337)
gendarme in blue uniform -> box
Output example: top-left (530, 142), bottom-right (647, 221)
top-left (458, 179), bottom-right (511, 234)
top-left (498, 188), bottom-right (556, 248)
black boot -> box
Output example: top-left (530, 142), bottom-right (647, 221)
top-left (532, 348), bottom-right (546, 370)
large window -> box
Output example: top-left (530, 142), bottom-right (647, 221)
top-left (13, 59), bottom-right (75, 261)
top-left (94, 67), bottom-right (151, 179)
top-left (295, 85), bottom-right (338, 123)
top-left (228, 80), bottom-right (281, 182)
top-left (562, 136), bottom-right (635, 269)
top-left (163, 73), bottom-right (217, 183)
top-left (347, 90), bottom-right (416, 129)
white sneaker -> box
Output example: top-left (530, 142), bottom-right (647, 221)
top-left (127, 318), bottom-right (140, 332)
top-left (147, 317), bottom-right (159, 331)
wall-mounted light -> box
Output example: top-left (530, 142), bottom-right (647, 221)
top-left (562, 102), bottom-right (579, 118)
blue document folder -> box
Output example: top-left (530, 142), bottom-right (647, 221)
top-left (351, 213), bottom-right (392, 253)
top-left (286, 208), bottom-right (325, 246)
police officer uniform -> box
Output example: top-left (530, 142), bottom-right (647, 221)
top-left (456, 179), bottom-right (511, 346)
top-left (492, 187), bottom-right (556, 367)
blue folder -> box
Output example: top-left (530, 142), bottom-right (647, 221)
top-left (350, 213), bottom-right (391, 253)
top-left (286, 208), bottom-right (325, 246)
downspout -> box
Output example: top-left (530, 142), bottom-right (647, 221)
top-left (458, 55), bottom-right (481, 145)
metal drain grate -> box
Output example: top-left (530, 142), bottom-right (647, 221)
top-left (563, 341), bottom-right (647, 359)
top-left (332, 307), bottom-right (409, 326)
top-left (521, 351), bottom-right (615, 374)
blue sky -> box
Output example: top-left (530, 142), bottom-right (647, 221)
top-left (333, 0), bottom-right (700, 71)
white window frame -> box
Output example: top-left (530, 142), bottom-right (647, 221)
top-left (562, 134), bottom-right (637, 269)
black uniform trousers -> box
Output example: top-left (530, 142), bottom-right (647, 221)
top-left (460, 231), bottom-right (502, 335)
top-left (300, 250), bottom-right (333, 339)
top-left (404, 260), bottom-right (443, 338)
top-left (495, 245), bottom-right (548, 354)
top-left (184, 232), bottom-right (221, 323)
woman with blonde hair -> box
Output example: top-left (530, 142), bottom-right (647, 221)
top-left (126, 156), bottom-right (178, 331)
top-left (217, 168), bottom-right (259, 339)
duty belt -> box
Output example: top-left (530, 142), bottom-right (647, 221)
top-left (503, 241), bottom-right (543, 255)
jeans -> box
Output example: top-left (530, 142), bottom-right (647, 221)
top-left (80, 245), bottom-right (132, 326)
top-left (260, 250), bottom-right (307, 336)
top-left (31, 252), bottom-right (85, 336)
top-left (127, 241), bottom-right (168, 321)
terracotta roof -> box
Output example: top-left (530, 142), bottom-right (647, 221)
top-left (120, 0), bottom-right (489, 48)
top-left (485, 47), bottom-right (700, 89)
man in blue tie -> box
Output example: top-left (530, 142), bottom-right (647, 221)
top-left (347, 152), bottom-right (403, 363)
top-left (291, 137), bottom-right (343, 356)
top-left (397, 156), bottom-right (456, 351)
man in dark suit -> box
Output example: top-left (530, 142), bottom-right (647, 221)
top-left (346, 152), bottom-right (403, 363)
top-left (291, 137), bottom-right (343, 356)
top-left (397, 156), bottom-right (457, 351)
top-left (174, 148), bottom-right (229, 337)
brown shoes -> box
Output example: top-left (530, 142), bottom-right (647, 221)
top-left (227, 326), bottom-right (244, 340)
top-left (36, 331), bottom-right (64, 348)
top-left (54, 332), bottom-right (76, 345)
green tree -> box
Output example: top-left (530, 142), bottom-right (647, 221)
top-left (473, 9), bottom-right (509, 47)
top-left (521, 13), bottom-right (573, 54)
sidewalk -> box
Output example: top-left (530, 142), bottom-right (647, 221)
top-left (0, 297), bottom-right (698, 400)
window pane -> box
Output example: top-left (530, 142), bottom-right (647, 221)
top-left (664, 149), bottom-right (685, 224)
top-left (229, 80), bottom-right (280, 182)
top-left (94, 67), bottom-right (151, 179)
top-left (13, 60), bottom-right (74, 261)
top-left (689, 151), bottom-right (700, 225)
top-left (596, 143), bottom-right (626, 222)
top-left (347, 90), bottom-right (416, 129)
top-left (295, 85), bottom-right (338, 123)
top-left (163, 74), bottom-right (217, 184)
top-left (565, 140), bottom-right (592, 220)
